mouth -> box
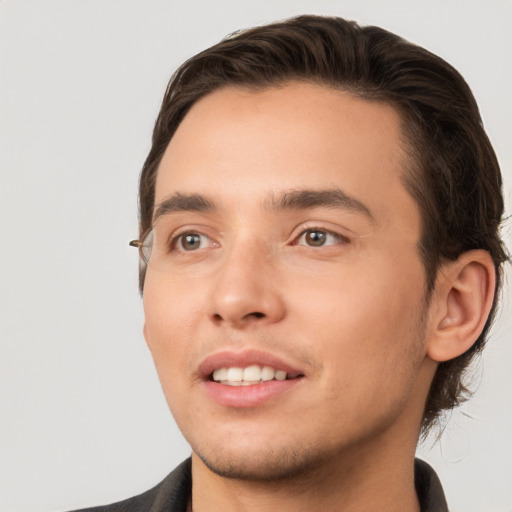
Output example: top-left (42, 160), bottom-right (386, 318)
top-left (199, 350), bottom-right (306, 407)
top-left (210, 364), bottom-right (304, 386)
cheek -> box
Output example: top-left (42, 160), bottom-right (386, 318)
top-left (142, 273), bottom-right (201, 387)
top-left (142, 276), bottom-right (198, 420)
top-left (293, 257), bottom-right (427, 390)
top-left (143, 271), bottom-right (199, 340)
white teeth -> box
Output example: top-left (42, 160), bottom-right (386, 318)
top-left (212, 365), bottom-right (293, 386)
top-left (275, 370), bottom-right (287, 381)
top-left (261, 366), bottom-right (275, 381)
top-left (212, 368), bottom-right (228, 381)
top-left (243, 365), bottom-right (261, 381)
top-left (226, 367), bottom-right (244, 382)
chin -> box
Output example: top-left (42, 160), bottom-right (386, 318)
top-left (194, 440), bottom-right (332, 482)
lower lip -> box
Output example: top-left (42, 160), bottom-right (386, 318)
top-left (204, 379), bottom-right (302, 407)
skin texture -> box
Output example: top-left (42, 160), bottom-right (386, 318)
top-left (142, 83), bottom-right (494, 511)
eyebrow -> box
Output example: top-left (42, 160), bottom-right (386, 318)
top-left (266, 188), bottom-right (373, 219)
top-left (153, 188), bottom-right (373, 222)
top-left (153, 192), bottom-right (216, 222)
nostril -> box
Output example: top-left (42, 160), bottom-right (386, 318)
top-left (248, 312), bottom-right (265, 319)
top-left (211, 311), bottom-right (268, 324)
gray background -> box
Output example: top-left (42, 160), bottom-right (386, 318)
top-left (1, 1), bottom-right (511, 511)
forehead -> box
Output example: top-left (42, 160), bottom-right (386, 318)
top-left (154, 82), bottom-right (419, 233)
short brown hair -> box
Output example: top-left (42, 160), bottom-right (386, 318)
top-left (137, 15), bottom-right (508, 433)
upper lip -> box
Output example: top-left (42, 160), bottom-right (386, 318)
top-left (198, 349), bottom-right (305, 380)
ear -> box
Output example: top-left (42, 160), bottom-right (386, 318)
top-left (426, 250), bottom-right (496, 362)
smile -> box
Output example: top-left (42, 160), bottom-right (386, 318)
top-left (212, 365), bottom-right (299, 386)
top-left (200, 350), bottom-right (306, 407)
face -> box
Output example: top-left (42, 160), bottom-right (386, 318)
top-left (143, 82), bottom-right (432, 480)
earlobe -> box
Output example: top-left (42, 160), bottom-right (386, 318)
top-left (427, 250), bottom-right (496, 362)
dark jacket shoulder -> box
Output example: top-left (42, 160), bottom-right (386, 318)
top-left (415, 458), bottom-right (449, 512)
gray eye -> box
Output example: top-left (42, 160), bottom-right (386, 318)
top-left (180, 233), bottom-right (202, 250)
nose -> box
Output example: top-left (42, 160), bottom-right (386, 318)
top-left (209, 238), bottom-right (286, 328)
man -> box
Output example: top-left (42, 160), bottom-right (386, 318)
top-left (74, 14), bottom-right (506, 512)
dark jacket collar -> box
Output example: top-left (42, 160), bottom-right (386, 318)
top-left (71, 457), bottom-right (448, 511)
top-left (415, 458), bottom-right (449, 512)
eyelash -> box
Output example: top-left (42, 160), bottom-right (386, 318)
top-left (169, 227), bottom-right (349, 252)
top-left (293, 228), bottom-right (350, 247)
top-left (169, 231), bottom-right (218, 252)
